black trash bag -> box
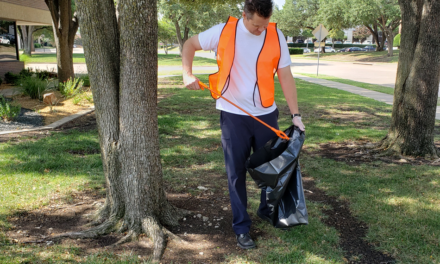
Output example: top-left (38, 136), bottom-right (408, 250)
top-left (246, 125), bottom-right (308, 228)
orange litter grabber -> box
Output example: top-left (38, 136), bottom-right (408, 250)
top-left (198, 81), bottom-right (290, 141)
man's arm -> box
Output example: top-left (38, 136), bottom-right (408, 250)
top-left (182, 35), bottom-right (203, 90)
top-left (277, 66), bottom-right (305, 131)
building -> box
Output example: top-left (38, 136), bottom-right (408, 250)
top-left (0, 0), bottom-right (51, 78)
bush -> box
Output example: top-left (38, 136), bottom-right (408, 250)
top-left (0, 96), bottom-right (21, 121)
top-left (34, 43), bottom-right (42, 48)
top-left (59, 78), bottom-right (84, 98)
top-left (19, 76), bottom-right (49, 100)
top-left (19, 68), bottom-right (33, 78)
top-left (0, 77), bottom-right (2, 86)
top-left (393, 34), bottom-right (400, 47)
top-left (4, 72), bottom-right (20, 85)
top-left (35, 69), bottom-right (51, 80)
top-left (288, 48), bottom-right (304, 55)
top-left (77, 74), bottom-right (90, 86)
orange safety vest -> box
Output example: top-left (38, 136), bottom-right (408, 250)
top-left (208, 16), bottom-right (281, 108)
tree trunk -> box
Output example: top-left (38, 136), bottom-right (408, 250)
top-left (72, 0), bottom-right (187, 261)
top-left (45, 0), bottom-right (79, 83)
top-left (365, 23), bottom-right (383, 51)
top-left (384, 27), bottom-right (394, 57)
top-left (380, 0), bottom-right (440, 158)
top-left (21, 26), bottom-right (34, 56)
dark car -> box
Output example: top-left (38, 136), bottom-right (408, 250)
top-left (363, 46), bottom-right (376, 51)
top-left (295, 39), bottom-right (304, 44)
top-left (346, 47), bottom-right (363, 52)
top-left (337, 48), bottom-right (347, 52)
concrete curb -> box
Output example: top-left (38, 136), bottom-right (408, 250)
top-left (0, 107), bottom-right (95, 135)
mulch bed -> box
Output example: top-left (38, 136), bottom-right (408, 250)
top-left (5, 112), bottom-right (432, 263)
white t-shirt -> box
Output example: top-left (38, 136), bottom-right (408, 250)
top-left (198, 18), bottom-right (291, 116)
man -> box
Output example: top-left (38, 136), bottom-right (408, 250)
top-left (182, 0), bottom-right (305, 249)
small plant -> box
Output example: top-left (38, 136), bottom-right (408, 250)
top-left (19, 76), bottom-right (48, 100)
top-left (0, 96), bottom-right (21, 122)
top-left (72, 88), bottom-right (94, 105)
top-left (59, 77), bottom-right (84, 98)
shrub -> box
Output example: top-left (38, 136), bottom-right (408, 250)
top-left (59, 78), bottom-right (84, 98)
top-left (288, 48), bottom-right (304, 55)
top-left (34, 43), bottom-right (42, 48)
top-left (0, 77), bottom-right (2, 86)
top-left (4, 72), bottom-right (20, 84)
top-left (19, 76), bottom-right (48, 100)
top-left (393, 34), bottom-right (400, 48)
top-left (0, 96), bottom-right (21, 121)
top-left (77, 74), bottom-right (90, 87)
top-left (35, 69), bottom-right (51, 80)
top-left (19, 68), bottom-right (33, 78)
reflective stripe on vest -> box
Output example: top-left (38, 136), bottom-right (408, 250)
top-left (208, 16), bottom-right (281, 108)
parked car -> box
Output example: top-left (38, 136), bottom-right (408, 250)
top-left (346, 47), bottom-right (364, 52)
top-left (363, 40), bottom-right (372, 44)
top-left (353, 42), bottom-right (361, 44)
top-left (0, 36), bottom-right (10, 44)
top-left (334, 41), bottom-right (343, 44)
top-left (325, 41), bottom-right (333, 44)
top-left (295, 39), bottom-right (304, 43)
top-left (363, 46), bottom-right (376, 51)
top-left (301, 48), bottom-right (311, 53)
top-left (344, 41), bottom-right (352, 44)
top-left (304, 40), bottom-right (313, 44)
top-left (314, 47), bottom-right (336, 53)
top-left (337, 48), bottom-right (347, 52)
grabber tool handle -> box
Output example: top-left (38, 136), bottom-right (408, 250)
top-left (198, 81), bottom-right (290, 141)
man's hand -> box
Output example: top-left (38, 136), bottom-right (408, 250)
top-left (183, 72), bottom-right (201, 90)
top-left (292, 116), bottom-right (305, 131)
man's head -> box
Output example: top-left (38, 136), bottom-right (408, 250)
top-left (242, 0), bottom-right (273, 36)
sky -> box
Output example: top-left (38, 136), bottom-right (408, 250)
top-left (273, 0), bottom-right (285, 9)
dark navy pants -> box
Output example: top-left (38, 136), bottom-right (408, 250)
top-left (220, 109), bottom-right (279, 234)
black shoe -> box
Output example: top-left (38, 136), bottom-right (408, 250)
top-left (236, 233), bottom-right (256, 249)
top-left (257, 210), bottom-right (271, 223)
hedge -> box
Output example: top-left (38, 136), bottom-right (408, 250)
top-left (34, 43), bottom-right (42, 48)
top-left (288, 48), bottom-right (304, 55)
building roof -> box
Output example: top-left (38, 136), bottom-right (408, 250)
top-left (0, 0), bottom-right (52, 25)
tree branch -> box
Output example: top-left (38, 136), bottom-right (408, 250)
top-left (44, 0), bottom-right (61, 37)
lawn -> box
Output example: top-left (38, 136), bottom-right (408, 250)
top-left (1, 75), bottom-right (439, 263)
top-left (298, 73), bottom-right (440, 106)
top-left (20, 53), bottom-right (217, 67)
top-left (293, 50), bottom-right (400, 63)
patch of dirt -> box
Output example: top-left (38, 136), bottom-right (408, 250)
top-left (306, 140), bottom-right (440, 166)
top-left (5, 184), bottom-right (267, 263)
top-left (303, 176), bottom-right (396, 264)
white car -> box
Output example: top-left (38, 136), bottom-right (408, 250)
top-left (325, 41), bottom-right (333, 44)
top-left (314, 47), bottom-right (336, 53)
top-left (353, 42), bottom-right (361, 44)
top-left (302, 48), bottom-right (311, 53)
top-left (363, 40), bottom-right (372, 44)
top-left (0, 36), bottom-right (10, 44)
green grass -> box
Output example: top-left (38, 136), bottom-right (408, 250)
top-left (1, 75), bottom-right (439, 263)
top-left (20, 53), bottom-right (217, 67)
top-left (298, 73), bottom-right (440, 106)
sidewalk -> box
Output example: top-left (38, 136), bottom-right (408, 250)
top-left (293, 74), bottom-right (440, 120)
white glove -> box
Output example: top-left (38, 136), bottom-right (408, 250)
top-left (292, 116), bottom-right (305, 131)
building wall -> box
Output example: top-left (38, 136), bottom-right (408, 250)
top-left (0, 60), bottom-right (24, 78)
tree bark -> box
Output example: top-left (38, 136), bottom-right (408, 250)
top-left (20, 26), bottom-right (34, 56)
top-left (71, 0), bottom-right (188, 261)
top-left (380, 0), bottom-right (440, 158)
top-left (365, 23), bottom-right (385, 51)
top-left (45, 0), bottom-right (79, 82)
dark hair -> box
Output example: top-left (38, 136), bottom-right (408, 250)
top-left (244, 0), bottom-right (273, 19)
